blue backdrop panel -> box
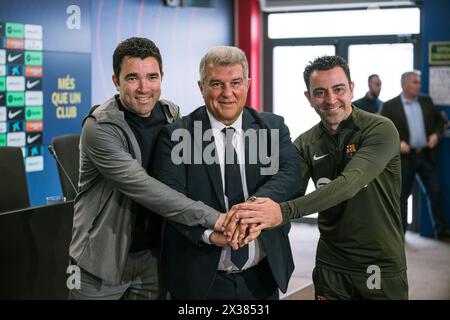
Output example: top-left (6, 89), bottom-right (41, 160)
top-left (26, 51), bottom-right (91, 205)
top-left (0, 0), bottom-right (91, 205)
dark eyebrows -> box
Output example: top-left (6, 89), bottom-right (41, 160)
top-left (124, 72), bottom-right (160, 79)
top-left (124, 72), bottom-right (138, 79)
top-left (332, 83), bottom-right (346, 89)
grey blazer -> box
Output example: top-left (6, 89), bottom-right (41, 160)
top-left (70, 96), bottom-right (220, 283)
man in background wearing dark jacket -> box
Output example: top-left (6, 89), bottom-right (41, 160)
top-left (381, 71), bottom-right (448, 240)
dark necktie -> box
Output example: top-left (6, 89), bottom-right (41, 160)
top-left (222, 127), bottom-right (248, 269)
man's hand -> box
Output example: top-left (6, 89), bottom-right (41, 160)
top-left (209, 231), bottom-right (229, 248)
top-left (214, 213), bottom-right (228, 232)
top-left (427, 133), bottom-right (439, 149)
top-left (233, 197), bottom-right (283, 233)
top-left (400, 140), bottom-right (410, 154)
top-left (239, 224), bottom-right (261, 247)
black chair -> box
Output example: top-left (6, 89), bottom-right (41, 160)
top-left (51, 134), bottom-right (80, 201)
top-left (0, 147), bottom-right (30, 212)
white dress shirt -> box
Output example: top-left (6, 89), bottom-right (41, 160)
top-left (201, 110), bottom-right (266, 272)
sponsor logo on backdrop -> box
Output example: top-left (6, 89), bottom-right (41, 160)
top-left (6, 76), bottom-right (25, 91)
top-left (24, 24), bottom-right (42, 40)
top-left (25, 66), bottom-right (42, 77)
top-left (26, 91), bottom-right (43, 106)
top-left (0, 133), bottom-right (5, 146)
top-left (28, 145), bottom-right (43, 156)
top-left (6, 38), bottom-right (24, 50)
top-left (26, 77), bottom-right (42, 90)
top-left (7, 107), bottom-right (24, 120)
top-left (0, 122), bottom-right (6, 133)
top-left (25, 39), bottom-right (42, 51)
top-left (25, 106), bottom-right (43, 120)
top-left (26, 156), bottom-right (43, 172)
top-left (0, 107), bottom-right (6, 120)
top-left (25, 120), bottom-right (43, 132)
top-left (6, 92), bottom-right (25, 106)
top-left (6, 23), bottom-right (24, 38)
top-left (26, 132), bottom-right (42, 145)
top-left (25, 51), bottom-right (42, 66)
top-left (9, 120), bottom-right (24, 132)
top-left (7, 50), bottom-right (24, 64)
top-left (7, 64), bottom-right (24, 76)
top-left (4, 21), bottom-right (44, 173)
top-left (7, 131), bottom-right (26, 147)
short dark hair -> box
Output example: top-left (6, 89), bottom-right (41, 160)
top-left (112, 37), bottom-right (163, 78)
top-left (368, 74), bottom-right (379, 84)
top-left (303, 55), bottom-right (351, 91)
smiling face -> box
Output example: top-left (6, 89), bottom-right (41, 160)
top-left (198, 63), bottom-right (250, 125)
top-left (112, 56), bottom-right (162, 117)
top-left (304, 66), bottom-right (354, 134)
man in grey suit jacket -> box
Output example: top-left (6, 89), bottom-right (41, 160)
top-left (69, 37), bottom-right (226, 300)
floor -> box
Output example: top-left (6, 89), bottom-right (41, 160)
top-left (280, 222), bottom-right (450, 300)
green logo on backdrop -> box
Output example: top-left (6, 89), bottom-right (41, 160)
top-left (25, 106), bottom-right (43, 120)
top-left (25, 51), bottom-right (43, 66)
top-left (7, 92), bottom-right (25, 107)
top-left (0, 77), bottom-right (5, 91)
top-left (0, 134), bottom-right (6, 146)
top-left (6, 23), bottom-right (24, 38)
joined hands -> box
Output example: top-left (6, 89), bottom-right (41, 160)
top-left (212, 197), bottom-right (284, 250)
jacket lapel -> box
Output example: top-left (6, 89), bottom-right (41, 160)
top-left (397, 95), bottom-right (411, 142)
top-left (196, 107), bottom-right (226, 212)
top-left (242, 108), bottom-right (261, 196)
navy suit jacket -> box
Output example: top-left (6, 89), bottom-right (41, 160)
top-left (152, 106), bottom-right (301, 299)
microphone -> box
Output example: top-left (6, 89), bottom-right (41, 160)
top-left (48, 144), bottom-right (78, 195)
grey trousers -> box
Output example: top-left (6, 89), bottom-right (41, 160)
top-left (68, 249), bottom-right (166, 300)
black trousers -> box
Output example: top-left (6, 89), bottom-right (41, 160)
top-left (206, 258), bottom-right (279, 300)
top-left (400, 151), bottom-right (447, 235)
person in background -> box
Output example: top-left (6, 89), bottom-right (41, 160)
top-left (381, 71), bottom-right (448, 240)
top-left (230, 55), bottom-right (408, 300)
top-left (353, 74), bottom-right (383, 113)
top-left (69, 37), bottom-right (228, 300)
top-left (153, 46), bottom-right (301, 300)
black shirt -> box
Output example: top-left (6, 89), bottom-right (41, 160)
top-left (115, 95), bottom-right (167, 253)
top-left (353, 94), bottom-right (382, 114)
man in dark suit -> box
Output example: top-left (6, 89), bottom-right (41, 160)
top-left (381, 71), bottom-right (448, 239)
top-left (153, 46), bottom-right (301, 299)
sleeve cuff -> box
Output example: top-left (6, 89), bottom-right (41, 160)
top-left (280, 201), bottom-right (294, 224)
top-left (201, 229), bottom-right (214, 244)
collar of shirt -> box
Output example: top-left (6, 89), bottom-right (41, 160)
top-left (206, 109), bottom-right (244, 136)
top-left (401, 93), bottom-right (419, 105)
